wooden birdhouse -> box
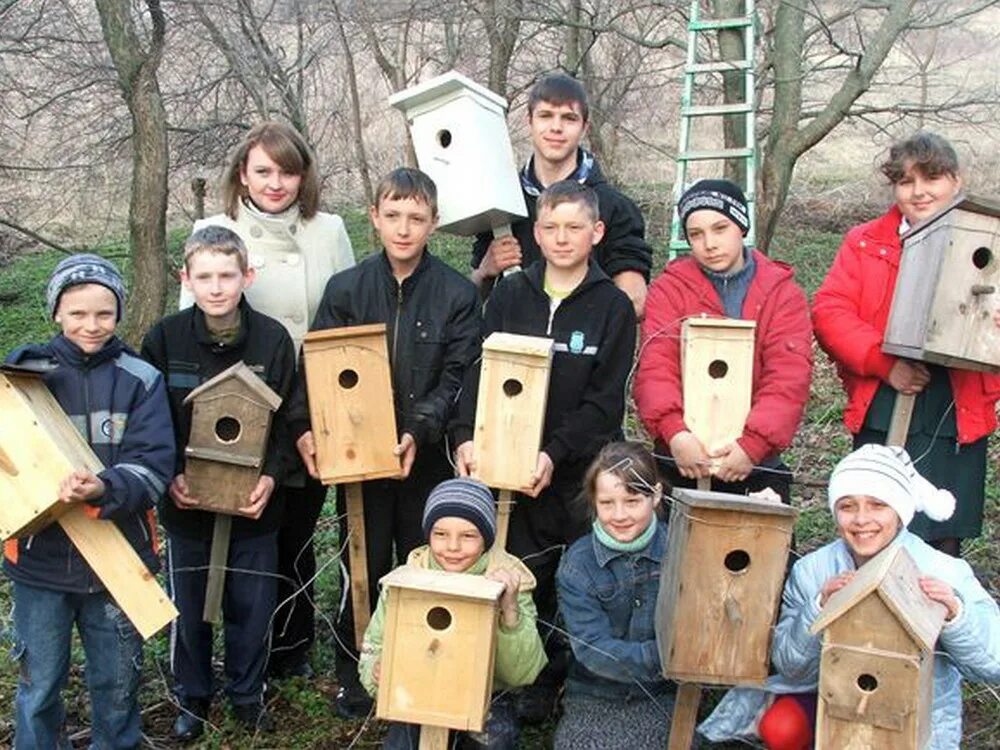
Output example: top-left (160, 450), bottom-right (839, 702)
top-left (0, 365), bottom-right (177, 639)
top-left (181, 362), bottom-right (282, 515)
top-left (302, 323), bottom-right (400, 485)
top-left (472, 333), bottom-right (554, 492)
top-left (885, 194), bottom-right (1000, 373)
top-left (682, 317), bottom-right (755, 456)
top-left (389, 70), bottom-right (527, 236)
top-left (655, 487), bottom-right (796, 685)
top-left (376, 566), bottom-right (505, 732)
top-left (809, 544), bottom-right (946, 750)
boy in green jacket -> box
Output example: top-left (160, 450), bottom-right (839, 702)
top-left (359, 478), bottom-right (547, 749)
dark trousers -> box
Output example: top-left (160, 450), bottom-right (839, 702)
top-left (269, 477), bottom-right (327, 671)
top-left (333, 448), bottom-right (452, 689)
top-left (383, 693), bottom-right (519, 750)
top-left (167, 529), bottom-right (278, 706)
top-left (507, 471), bottom-right (591, 687)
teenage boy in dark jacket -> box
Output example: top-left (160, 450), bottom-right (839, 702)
top-left (471, 73), bottom-right (652, 317)
top-left (290, 167), bottom-right (481, 718)
top-left (5, 254), bottom-right (175, 750)
top-left (454, 181), bottom-right (637, 721)
top-left (141, 226), bottom-right (297, 739)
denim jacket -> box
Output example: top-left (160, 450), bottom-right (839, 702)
top-left (556, 521), bottom-right (671, 701)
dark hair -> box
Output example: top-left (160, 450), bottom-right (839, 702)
top-left (880, 131), bottom-right (960, 184)
top-left (581, 441), bottom-right (661, 519)
top-left (183, 225), bottom-right (249, 273)
top-left (221, 121), bottom-right (321, 220)
top-left (374, 167), bottom-right (438, 217)
top-left (528, 73), bottom-right (589, 122)
top-left (537, 180), bottom-right (600, 222)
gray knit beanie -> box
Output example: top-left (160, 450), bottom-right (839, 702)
top-left (678, 179), bottom-right (751, 238)
top-left (422, 477), bottom-right (497, 548)
top-left (46, 254), bottom-right (126, 321)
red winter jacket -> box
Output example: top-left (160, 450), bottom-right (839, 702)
top-left (812, 205), bottom-right (1000, 444)
top-left (634, 251), bottom-right (813, 464)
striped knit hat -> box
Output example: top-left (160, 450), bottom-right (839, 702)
top-left (678, 178), bottom-right (751, 238)
top-left (46, 253), bottom-right (126, 322)
top-left (827, 444), bottom-right (955, 527)
top-left (422, 477), bottom-right (497, 548)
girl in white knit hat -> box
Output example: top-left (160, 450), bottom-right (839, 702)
top-left (698, 443), bottom-right (1000, 750)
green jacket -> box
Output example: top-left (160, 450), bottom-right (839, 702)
top-left (358, 545), bottom-right (548, 697)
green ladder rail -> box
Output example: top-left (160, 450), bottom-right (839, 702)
top-left (669, 0), bottom-right (757, 255)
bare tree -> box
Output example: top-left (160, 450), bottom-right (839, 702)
top-left (95, 0), bottom-right (168, 343)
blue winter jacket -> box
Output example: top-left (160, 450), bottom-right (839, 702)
top-left (556, 522), bottom-right (673, 703)
top-left (699, 530), bottom-right (1000, 749)
top-left (3, 334), bottom-right (175, 593)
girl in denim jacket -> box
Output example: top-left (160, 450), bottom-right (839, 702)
top-left (554, 442), bottom-right (675, 749)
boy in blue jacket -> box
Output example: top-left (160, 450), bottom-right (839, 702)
top-left (4, 254), bottom-right (175, 750)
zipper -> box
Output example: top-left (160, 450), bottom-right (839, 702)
top-left (390, 282), bottom-right (403, 368)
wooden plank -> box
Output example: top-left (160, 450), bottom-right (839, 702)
top-left (667, 682), bottom-right (702, 750)
top-left (303, 323), bottom-right (390, 343)
top-left (380, 566), bottom-right (504, 602)
top-left (346, 481), bottom-right (371, 651)
top-left (419, 725), bottom-right (449, 750)
top-left (184, 457), bottom-right (260, 515)
top-left (203, 514), bottom-right (232, 624)
top-left (885, 393), bottom-right (915, 448)
top-left (495, 489), bottom-right (513, 550)
top-left (670, 486), bottom-right (798, 517)
top-left (59, 507), bottom-right (178, 640)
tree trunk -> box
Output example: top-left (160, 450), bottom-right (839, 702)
top-left (712, 0), bottom-right (747, 188)
top-left (332, 0), bottom-right (375, 207)
top-left (95, 0), bottom-right (168, 346)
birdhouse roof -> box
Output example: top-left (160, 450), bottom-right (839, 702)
top-left (682, 316), bottom-right (757, 331)
top-left (809, 543), bottom-right (946, 651)
top-left (182, 361), bottom-right (282, 410)
top-left (901, 192), bottom-right (1000, 241)
top-left (482, 332), bottom-right (555, 358)
top-left (670, 487), bottom-right (798, 518)
top-left (302, 322), bottom-right (387, 346)
top-left (388, 70), bottom-right (508, 117)
top-left (380, 566), bottom-right (505, 603)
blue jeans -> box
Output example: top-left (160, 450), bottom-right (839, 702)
top-left (382, 693), bottom-right (520, 750)
top-left (10, 580), bottom-right (143, 750)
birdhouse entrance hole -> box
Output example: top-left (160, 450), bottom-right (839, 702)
top-left (973, 246), bottom-right (992, 269)
top-left (437, 129), bottom-right (452, 148)
top-left (214, 416), bottom-right (241, 443)
top-left (338, 369), bottom-right (359, 389)
top-left (708, 359), bottom-right (728, 379)
top-left (501, 378), bottom-right (523, 397)
top-left (724, 549), bottom-right (750, 573)
top-left (857, 673), bottom-right (879, 693)
top-left (426, 605), bottom-right (452, 630)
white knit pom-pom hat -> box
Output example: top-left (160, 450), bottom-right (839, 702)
top-left (827, 444), bottom-right (956, 527)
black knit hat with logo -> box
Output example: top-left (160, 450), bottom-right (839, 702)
top-left (677, 179), bottom-right (751, 238)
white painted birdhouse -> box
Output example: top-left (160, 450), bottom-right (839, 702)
top-left (389, 70), bottom-right (527, 236)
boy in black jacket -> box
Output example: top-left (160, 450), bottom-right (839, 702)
top-left (141, 226), bottom-right (297, 739)
top-left (454, 181), bottom-right (636, 721)
top-left (290, 168), bottom-right (481, 717)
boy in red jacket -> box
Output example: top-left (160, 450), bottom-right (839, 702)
top-left (634, 179), bottom-right (812, 501)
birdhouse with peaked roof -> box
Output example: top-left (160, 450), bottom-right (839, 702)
top-left (884, 194), bottom-right (1000, 373)
top-left (302, 323), bottom-right (401, 485)
top-left (389, 70), bottom-right (527, 236)
top-left (473, 332), bottom-right (554, 492)
top-left (183, 362), bottom-right (282, 515)
top-left (376, 566), bottom-right (505, 732)
top-left (655, 487), bottom-right (796, 685)
top-left (682, 317), bottom-right (756, 457)
top-left (809, 543), bottom-right (947, 750)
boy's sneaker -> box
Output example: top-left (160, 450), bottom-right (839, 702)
top-left (172, 698), bottom-right (209, 743)
top-left (232, 702), bottom-right (274, 733)
top-left (334, 683), bottom-right (374, 720)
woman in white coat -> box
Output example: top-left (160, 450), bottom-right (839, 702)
top-left (185, 121), bottom-right (354, 678)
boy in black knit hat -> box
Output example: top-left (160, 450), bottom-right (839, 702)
top-left (635, 178), bottom-right (813, 502)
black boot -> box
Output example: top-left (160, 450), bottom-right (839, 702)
top-left (172, 698), bottom-right (209, 743)
top-left (232, 701), bottom-right (275, 733)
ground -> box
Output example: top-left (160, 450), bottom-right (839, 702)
top-left (0, 212), bottom-right (996, 749)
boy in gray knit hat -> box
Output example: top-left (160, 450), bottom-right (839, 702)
top-left (358, 477), bottom-right (548, 750)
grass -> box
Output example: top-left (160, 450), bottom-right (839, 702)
top-left (0, 215), bottom-right (996, 748)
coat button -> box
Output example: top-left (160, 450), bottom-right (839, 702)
top-left (250, 226), bottom-right (263, 238)
top-left (880, 249), bottom-right (886, 255)
top-left (292, 313), bottom-right (304, 324)
top-left (860, 241), bottom-right (866, 247)
top-left (289, 224), bottom-right (298, 235)
top-left (634, 598), bottom-right (642, 608)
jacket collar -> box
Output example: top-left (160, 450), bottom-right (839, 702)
top-left (521, 148), bottom-right (602, 195)
top-left (523, 256), bottom-right (609, 301)
top-left (49, 333), bottom-right (123, 370)
top-left (665, 249), bottom-right (793, 304)
top-left (377, 247), bottom-right (432, 292)
top-left (591, 520), bottom-right (667, 568)
top-left (192, 295), bottom-right (251, 350)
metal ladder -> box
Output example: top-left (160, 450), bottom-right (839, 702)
top-left (669, 0), bottom-right (757, 254)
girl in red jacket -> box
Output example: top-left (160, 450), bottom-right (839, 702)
top-left (812, 131), bottom-right (1000, 557)
top-left (634, 179), bottom-right (813, 501)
